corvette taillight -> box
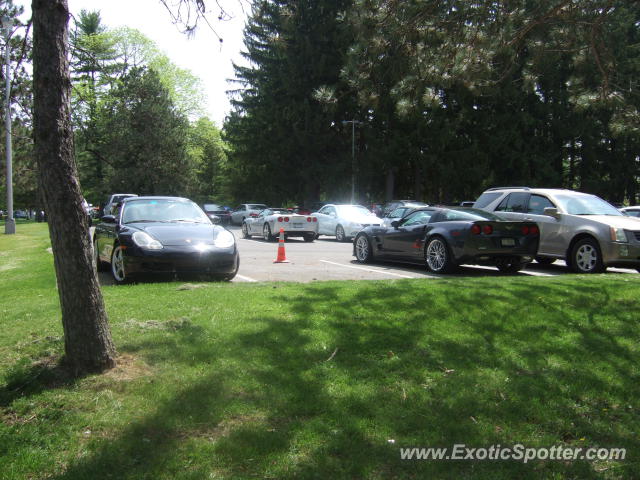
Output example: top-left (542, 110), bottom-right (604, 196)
top-left (313, 217), bottom-right (317, 222)
top-left (522, 226), bottom-right (530, 235)
top-left (307, 217), bottom-right (312, 222)
top-left (284, 217), bottom-right (290, 222)
top-left (277, 217), bottom-right (283, 222)
top-left (471, 224), bottom-right (481, 235)
top-left (529, 225), bottom-right (539, 235)
top-left (482, 225), bottom-right (493, 235)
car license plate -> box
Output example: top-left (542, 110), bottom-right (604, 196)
top-left (501, 238), bottom-right (516, 247)
top-left (293, 223), bottom-right (303, 228)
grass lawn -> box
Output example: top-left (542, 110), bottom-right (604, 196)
top-left (1, 223), bottom-right (639, 479)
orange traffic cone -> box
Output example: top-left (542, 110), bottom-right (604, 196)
top-left (273, 228), bottom-right (289, 263)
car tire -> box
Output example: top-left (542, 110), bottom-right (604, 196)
top-left (570, 238), bottom-right (604, 273)
top-left (335, 224), bottom-right (347, 242)
top-left (263, 223), bottom-right (274, 242)
top-left (211, 256), bottom-right (239, 282)
top-left (497, 259), bottom-right (525, 273)
top-left (93, 239), bottom-right (108, 272)
top-left (354, 234), bottom-right (373, 263)
top-left (535, 256), bottom-right (556, 265)
top-left (110, 244), bottom-right (131, 285)
top-left (568, 238), bottom-right (605, 273)
top-left (303, 234), bottom-right (315, 243)
top-left (241, 222), bottom-right (251, 239)
top-left (424, 236), bottom-right (456, 273)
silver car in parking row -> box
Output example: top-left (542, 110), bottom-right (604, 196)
top-left (312, 204), bottom-right (384, 242)
top-left (474, 187), bottom-right (640, 273)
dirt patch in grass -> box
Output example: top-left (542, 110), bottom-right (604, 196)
top-left (103, 353), bottom-right (153, 382)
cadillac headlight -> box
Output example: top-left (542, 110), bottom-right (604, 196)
top-left (610, 227), bottom-right (628, 243)
top-left (213, 229), bottom-right (235, 248)
top-left (132, 231), bottom-right (163, 250)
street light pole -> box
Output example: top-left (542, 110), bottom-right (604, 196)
top-left (342, 119), bottom-right (362, 204)
top-left (2, 17), bottom-right (14, 234)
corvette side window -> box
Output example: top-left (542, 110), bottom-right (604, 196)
top-left (402, 211), bottom-right (432, 226)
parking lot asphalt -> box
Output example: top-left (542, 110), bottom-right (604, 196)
top-left (227, 226), bottom-right (639, 283)
top-left (94, 225), bottom-right (639, 285)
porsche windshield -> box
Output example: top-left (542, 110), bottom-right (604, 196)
top-left (122, 199), bottom-right (210, 224)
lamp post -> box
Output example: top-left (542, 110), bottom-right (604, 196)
top-left (342, 119), bottom-right (362, 204)
top-left (1, 16), bottom-right (14, 234)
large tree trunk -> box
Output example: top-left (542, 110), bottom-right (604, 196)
top-left (32, 0), bottom-right (116, 373)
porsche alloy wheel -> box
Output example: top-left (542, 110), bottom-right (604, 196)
top-left (110, 245), bottom-right (129, 284)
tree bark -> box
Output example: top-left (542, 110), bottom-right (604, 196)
top-left (32, 0), bottom-right (116, 373)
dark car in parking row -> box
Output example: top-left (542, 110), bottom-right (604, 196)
top-left (93, 196), bottom-right (239, 284)
top-left (202, 203), bottom-right (232, 225)
top-left (353, 207), bottom-right (540, 273)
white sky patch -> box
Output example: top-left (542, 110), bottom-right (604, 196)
top-left (16, 0), bottom-right (248, 127)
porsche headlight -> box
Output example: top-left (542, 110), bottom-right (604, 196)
top-left (213, 229), bottom-right (235, 248)
top-left (132, 231), bottom-right (163, 250)
top-left (610, 227), bottom-right (628, 243)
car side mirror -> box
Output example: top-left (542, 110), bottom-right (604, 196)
top-left (102, 215), bottom-right (116, 224)
top-left (543, 207), bottom-right (560, 218)
top-left (391, 220), bottom-right (400, 229)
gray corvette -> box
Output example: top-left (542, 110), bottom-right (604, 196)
top-left (352, 207), bottom-right (540, 273)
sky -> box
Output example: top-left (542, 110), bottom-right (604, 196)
top-left (16, 0), bottom-right (249, 127)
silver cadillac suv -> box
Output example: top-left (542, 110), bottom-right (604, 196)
top-left (473, 187), bottom-right (640, 273)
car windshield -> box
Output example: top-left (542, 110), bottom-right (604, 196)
top-left (337, 205), bottom-right (374, 216)
top-left (554, 194), bottom-right (622, 216)
top-left (122, 199), bottom-right (210, 224)
top-left (442, 208), bottom-right (504, 221)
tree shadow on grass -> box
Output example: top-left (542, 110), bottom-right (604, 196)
top-left (0, 355), bottom-right (84, 409)
top-left (34, 278), bottom-right (640, 479)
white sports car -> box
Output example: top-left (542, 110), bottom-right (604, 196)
top-left (242, 208), bottom-right (318, 242)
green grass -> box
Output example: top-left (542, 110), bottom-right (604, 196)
top-left (1, 223), bottom-right (639, 479)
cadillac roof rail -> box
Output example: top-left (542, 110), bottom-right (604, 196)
top-left (485, 186), bottom-right (531, 191)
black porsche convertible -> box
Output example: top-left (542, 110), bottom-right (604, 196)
top-left (93, 196), bottom-right (239, 284)
top-left (352, 207), bottom-right (540, 273)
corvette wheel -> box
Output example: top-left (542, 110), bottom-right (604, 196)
top-left (242, 222), bottom-right (251, 239)
top-left (355, 235), bottom-right (372, 263)
top-left (263, 223), bottom-right (274, 242)
top-left (425, 237), bottom-right (456, 273)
